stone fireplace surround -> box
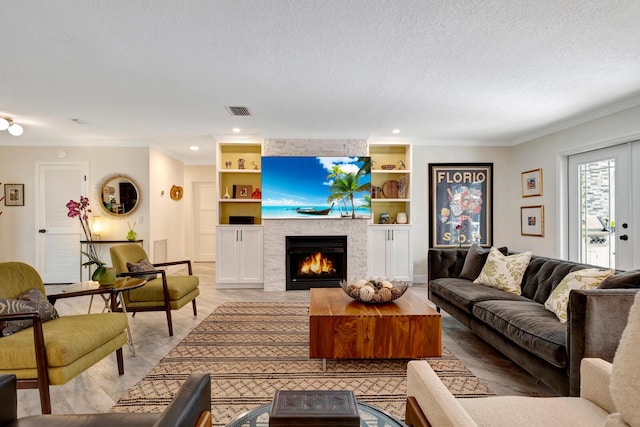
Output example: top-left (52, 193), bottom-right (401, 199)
top-left (263, 139), bottom-right (369, 292)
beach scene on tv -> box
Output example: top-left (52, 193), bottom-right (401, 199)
top-left (261, 156), bottom-right (371, 219)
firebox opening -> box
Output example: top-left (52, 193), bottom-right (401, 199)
top-left (286, 235), bottom-right (347, 290)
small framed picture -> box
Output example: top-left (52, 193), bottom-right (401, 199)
top-left (4, 184), bottom-right (24, 206)
top-left (236, 184), bottom-right (252, 199)
top-left (521, 205), bottom-right (544, 237)
top-left (521, 168), bottom-right (543, 197)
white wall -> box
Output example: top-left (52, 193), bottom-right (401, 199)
top-left (149, 149), bottom-right (186, 262)
top-left (0, 146), bottom-right (149, 264)
top-left (510, 105), bottom-right (640, 260)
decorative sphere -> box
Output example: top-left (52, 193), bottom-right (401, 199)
top-left (358, 286), bottom-right (375, 302)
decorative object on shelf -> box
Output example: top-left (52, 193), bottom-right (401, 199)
top-left (225, 161), bottom-right (232, 169)
top-left (396, 212), bottom-right (408, 224)
top-left (521, 168), bottom-right (543, 197)
top-left (251, 161), bottom-right (259, 170)
top-left (251, 188), bottom-right (262, 199)
top-left (340, 279), bottom-right (409, 304)
top-left (381, 164), bottom-right (396, 170)
top-left (397, 160), bottom-right (406, 169)
top-left (170, 185), bottom-right (183, 200)
top-left (379, 213), bottom-right (389, 224)
top-left (3, 183), bottom-right (24, 206)
top-left (238, 158), bottom-right (245, 169)
top-left (429, 163), bottom-right (493, 248)
top-left (66, 196), bottom-right (110, 282)
top-left (371, 185), bottom-right (383, 199)
top-left (398, 174), bottom-right (408, 198)
top-left (382, 180), bottom-right (399, 198)
top-left (223, 186), bottom-right (231, 199)
top-left (234, 184), bottom-right (252, 199)
top-left (521, 205), bottom-right (544, 237)
top-left (126, 222), bottom-right (137, 241)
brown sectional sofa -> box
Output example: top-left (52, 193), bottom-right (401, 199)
top-left (427, 247), bottom-right (639, 396)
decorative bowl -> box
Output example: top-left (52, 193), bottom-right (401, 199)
top-left (381, 164), bottom-right (396, 170)
top-left (340, 279), bottom-right (410, 304)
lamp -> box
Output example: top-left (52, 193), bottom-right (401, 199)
top-left (0, 116), bottom-right (24, 136)
top-left (92, 216), bottom-right (104, 238)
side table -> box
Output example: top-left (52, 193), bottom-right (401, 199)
top-left (55, 277), bottom-right (146, 356)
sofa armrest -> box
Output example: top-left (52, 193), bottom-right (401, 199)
top-left (0, 375), bottom-right (17, 425)
top-left (153, 374), bottom-right (211, 427)
top-left (568, 289), bottom-right (639, 396)
top-left (406, 361), bottom-right (478, 427)
top-left (580, 358), bottom-right (615, 413)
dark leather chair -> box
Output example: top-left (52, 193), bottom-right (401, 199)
top-left (0, 373), bottom-right (212, 427)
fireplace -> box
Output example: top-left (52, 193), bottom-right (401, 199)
top-left (286, 235), bottom-right (347, 290)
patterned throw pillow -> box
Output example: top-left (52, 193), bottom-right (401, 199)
top-left (544, 268), bottom-right (614, 323)
top-left (127, 259), bottom-right (158, 281)
top-left (0, 288), bottom-right (59, 336)
top-left (473, 248), bottom-right (533, 295)
top-left (459, 245), bottom-right (509, 280)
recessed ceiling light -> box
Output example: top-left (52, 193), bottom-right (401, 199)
top-left (232, 128), bottom-right (241, 133)
top-left (190, 146), bottom-right (199, 151)
top-left (392, 129), bottom-right (400, 134)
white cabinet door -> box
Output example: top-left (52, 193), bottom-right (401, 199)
top-left (388, 227), bottom-right (412, 281)
top-left (216, 227), bottom-right (240, 282)
top-left (237, 227), bottom-right (263, 282)
top-left (368, 228), bottom-right (391, 278)
top-left (367, 226), bottom-right (412, 281)
top-left (216, 226), bottom-right (263, 284)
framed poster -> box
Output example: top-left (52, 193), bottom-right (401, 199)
top-left (429, 164), bottom-right (493, 248)
top-left (521, 205), bottom-right (544, 237)
top-left (521, 168), bottom-right (543, 197)
top-left (4, 184), bottom-right (24, 206)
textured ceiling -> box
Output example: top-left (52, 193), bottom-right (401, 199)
top-left (1, 1), bottom-right (640, 164)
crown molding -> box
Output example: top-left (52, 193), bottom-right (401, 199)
top-left (512, 92), bottom-right (640, 145)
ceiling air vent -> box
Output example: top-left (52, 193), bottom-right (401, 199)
top-left (225, 106), bottom-right (252, 116)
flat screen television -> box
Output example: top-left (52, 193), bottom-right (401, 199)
top-left (261, 156), bottom-right (371, 219)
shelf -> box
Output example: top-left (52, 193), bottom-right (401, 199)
top-left (219, 169), bottom-right (261, 173)
top-left (371, 169), bottom-right (410, 174)
top-left (219, 199), bottom-right (262, 203)
top-left (371, 198), bottom-right (410, 203)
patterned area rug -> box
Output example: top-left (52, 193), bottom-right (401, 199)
top-left (112, 302), bottom-right (493, 426)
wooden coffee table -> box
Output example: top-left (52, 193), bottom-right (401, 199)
top-left (309, 288), bottom-right (441, 369)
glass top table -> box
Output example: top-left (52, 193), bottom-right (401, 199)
top-left (225, 401), bottom-right (407, 427)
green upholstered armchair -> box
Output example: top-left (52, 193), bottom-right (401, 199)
top-left (110, 244), bottom-right (199, 337)
top-left (0, 261), bottom-right (128, 414)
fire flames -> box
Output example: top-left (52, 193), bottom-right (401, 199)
top-left (299, 252), bottom-right (335, 275)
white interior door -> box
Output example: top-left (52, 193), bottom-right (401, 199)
top-left (193, 181), bottom-right (216, 262)
top-left (37, 163), bottom-right (88, 283)
top-left (568, 144), bottom-right (633, 270)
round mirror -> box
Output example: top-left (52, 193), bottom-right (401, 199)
top-left (97, 173), bottom-right (140, 217)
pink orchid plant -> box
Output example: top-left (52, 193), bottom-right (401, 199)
top-left (67, 196), bottom-right (107, 281)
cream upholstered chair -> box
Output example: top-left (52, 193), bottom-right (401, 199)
top-left (110, 244), bottom-right (199, 337)
top-left (405, 291), bottom-right (640, 427)
top-left (0, 262), bottom-right (128, 414)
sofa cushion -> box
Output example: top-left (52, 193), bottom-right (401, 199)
top-left (610, 293), bottom-right (640, 427)
top-left (598, 270), bottom-right (640, 289)
top-left (544, 268), bottom-right (614, 323)
top-left (458, 245), bottom-right (508, 280)
top-left (126, 259), bottom-right (158, 282)
top-left (430, 278), bottom-right (527, 313)
top-left (474, 248), bottom-right (532, 295)
top-left (0, 288), bottom-right (59, 336)
top-left (472, 299), bottom-right (567, 367)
